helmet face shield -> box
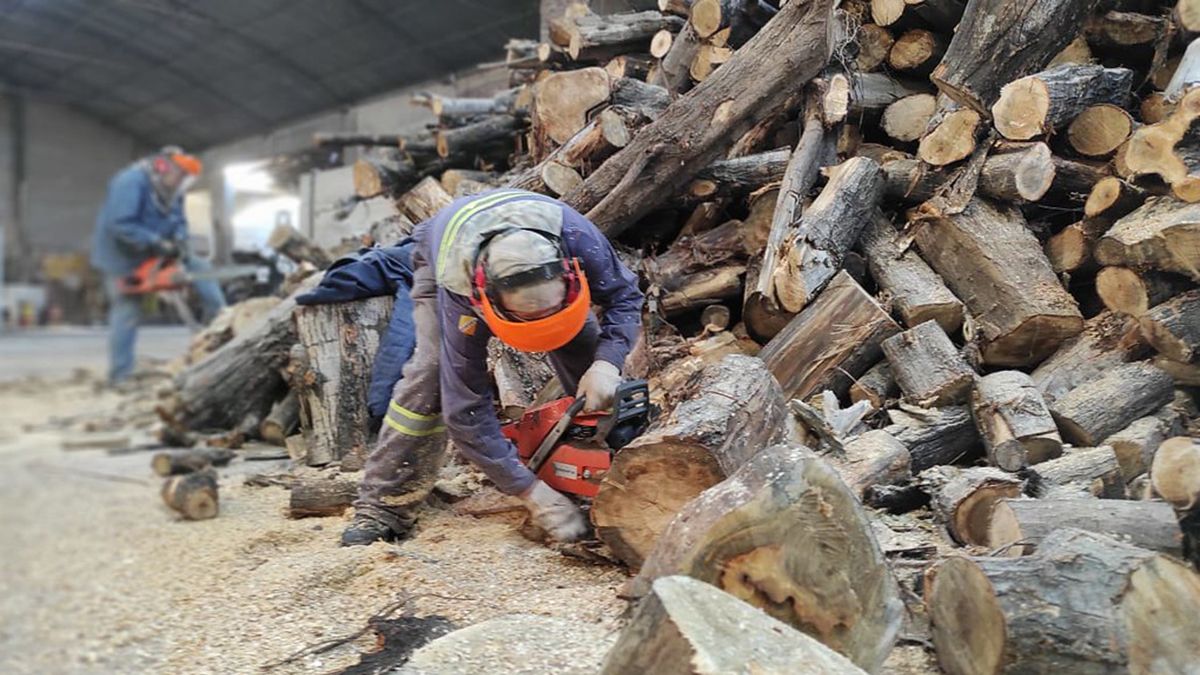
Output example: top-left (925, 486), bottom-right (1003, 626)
top-left (475, 258), bottom-right (590, 352)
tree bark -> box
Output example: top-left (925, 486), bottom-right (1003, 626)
top-left (395, 177), bottom-right (453, 224)
top-left (882, 320), bottom-right (974, 406)
top-left (591, 354), bottom-right (788, 569)
top-left (549, 9), bottom-right (684, 61)
top-left (287, 475), bottom-right (359, 519)
top-left (920, 465), bottom-right (1024, 546)
top-left (659, 264), bottom-right (746, 315)
top-left (861, 214), bottom-right (964, 333)
top-left (849, 360), bottom-right (899, 409)
top-left (259, 390), bottom-right (300, 446)
top-left (161, 469), bottom-right (219, 521)
top-left (992, 65), bottom-right (1133, 140)
top-left (885, 404), bottom-right (983, 471)
top-left (883, 144), bottom-right (1055, 204)
top-left (1048, 361), bottom-right (1174, 446)
top-left (913, 197), bottom-right (1084, 367)
top-left (760, 271), bottom-right (901, 401)
top-left (989, 498), bottom-right (1183, 556)
top-left (837, 429), bottom-right (913, 499)
top-left (267, 224), bottom-right (333, 268)
top-left (927, 528), bottom-right (1200, 675)
top-left (681, 149), bottom-right (791, 207)
top-left (1152, 436), bottom-right (1200, 510)
top-left (1095, 196), bottom-right (1200, 278)
top-left (1026, 445), bottom-right (1126, 499)
top-left (1030, 311), bottom-right (1145, 403)
top-left (631, 445), bottom-right (903, 673)
top-left (1138, 289), bottom-right (1200, 362)
top-left (971, 370), bottom-right (1063, 472)
top-left (151, 448), bottom-right (235, 477)
top-left (1106, 413), bottom-right (1181, 482)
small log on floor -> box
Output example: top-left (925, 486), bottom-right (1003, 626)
top-left (927, 528), bottom-right (1200, 675)
top-left (632, 445), bottom-right (903, 672)
top-left (860, 214), bottom-right (963, 332)
top-left (1152, 436), bottom-right (1200, 510)
top-left (1025, 445), bottom-right (1125, 499)
top-left (1139, 290), bottom-right (1200, 363)
top-left (1048, 361), bottom-right (1174, 446)
top-left (989, 498), bottom-right (1182, 556)
top-left (1030, 311), bottom-right (1144, 403)
top-left (1094, 197), bottom-right (1200, 278)
top-left (920, 465), bottom-right (1023, 546)
top-left (991, 64), bottom-right (1133, 141)
top-left (883, 320), bottom-right (974, 407)
top-left (161, 469), bottom-right (219, 521)
top-left (599, 575), bottom-right (869, 675)
top-left (151, 448), bottom-right (236, 477)
top-left (885, 404), bottom-right (982, 471)
top-left (970, 370), bottom-right (1063, 472)
top-left (287, 475), bottom-right (359, 519)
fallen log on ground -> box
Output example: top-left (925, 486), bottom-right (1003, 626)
top-left (161, 469), bottom-right (219, 521)
top-left (151, 448), bottom-right (236, 477)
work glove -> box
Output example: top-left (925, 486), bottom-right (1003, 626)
top-left (155, 238), bottom-right (181, 260)
top-left (576, 360), bottom-right (621, 413)
top-left (520, 480), bottom-right (588, 542)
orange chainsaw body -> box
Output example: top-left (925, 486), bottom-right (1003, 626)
top-left (501, 397), bottom-right (612, 498)
top-left (117, 257), bottom-right (189, 295)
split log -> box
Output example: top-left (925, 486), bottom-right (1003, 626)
top-left (267, 224), bottom-right (332, 268)
top-left (920, 465), bottom-right (1023, 546)
top-left (395, 177), bottom-right (453, 224)
top-left (259, 390), bottom-right (299, 446)
top-left (294, 296), bottom-right (393, 469)
top-left (760, 271), bottom-right (901, 401)
top-left (882, 320), bottom-right (974, 406)
top-left (1025, 445), bottom-right (1125, 499)
top-left (861, 214), bottom-right (963, 333)
top-left (855, 23), bottom-right (894, 72)
top-left (849, 360), bottom-right (899, 409)
top-left (1030, 311), bottom-right (1145, 402)
top-left (992, 64), bottom-right (1133, 141)
top-left (772, 157), bottom-right (884, 313)
top-left (913, 197), bottom-right (1083, 367)
top-left (884, 404), bottom-right (983, 471)
top-left (881, 93), bottom-right (937, 143)
top-left (1152, 436), bottom-right (1200, 510)
top-left (927, 528), bottom-right (1200, 675)
top-left (287, 475), bottom-right (359, 519)
top-left (1049, 361), bottom-right (1174, 446)
top-left (632, 445), bottom-right (903, 672)
top-left (549, 9), bottom-right (685, 61)
top-left (1098, 267), bottom-right (1194, 318)
top-left (591, 354), bottom-right (788, 569)
top-left (1066, 104), bottom-right (1134, 157)
top-left (562, 0), bottom-right (836, 237)
top-left (887, 29), bottom-right (945, 74)
top-left (916, 97), bottom-right (982, 167)
top-left (1094, 197), bottom-right (1200, 278)
top-left (970, 371), bottom-right (1063, 472)
top-left (838, 429), bottom-right (912, 499)
top-left (1107, 414), bottom-right (1179, 481)
top-left (930, 0), bottom-right (1106, 114)
top-left (989, 498), bottom-right (1182, 556)
top-left (600, 575), bottom-right (869, 675)
top-left (1139, 290), bottom-right (1200, 362)
top-left (151, 448), bottom-right (236, 477)
top-left (161, 469), bottom-right (219, 521)
top-left (883, 143), bottom-right (1055, 204)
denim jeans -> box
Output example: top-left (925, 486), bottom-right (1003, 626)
top-left (105, 256), bottom-right (226, 384)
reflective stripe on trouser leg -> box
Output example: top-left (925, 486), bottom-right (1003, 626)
top-left (353, 264), bottom-right (448, 534)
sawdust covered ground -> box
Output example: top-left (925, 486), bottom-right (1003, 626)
top-left (0, 374), bottom-right (626, 674)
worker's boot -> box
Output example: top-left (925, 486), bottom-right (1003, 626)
top-left (340, 516), bottom-right (399, 547)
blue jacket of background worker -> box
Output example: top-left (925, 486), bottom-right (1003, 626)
top-left (91, 163), bottom-right (187, 275)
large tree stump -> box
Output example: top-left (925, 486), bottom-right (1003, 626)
top-left (1030, 311), bottom-right (1144, 403)
top-left (913, 197), bottom-right (1083, 367)
top-left (926, 528), bottom-right (1200, 675)
top-left (988, 498), bottom-right (1183, 556)
top-left (161, 469), bottom-right (219, 521)
top-left (591, 354), bottom-right (788, 569)
top-left (882, 320), bottom-right (974, 407)
top-left (991, 64), bottom-right (1133, 141)
top-left (1094, 196), bottom-right (1200, 278)
top-left (294, 296), bottom-right (393, 469)
top-left (632, 445), bottom-right (903, 673)
top-left (760, 271), bottom-right (901, 401)
top-left (970, 371), bottom-right (1062, 472)
top-left (599, 575), bottom-right (868, 675)
top-left (1048, 361), bottom-right (1174, 446)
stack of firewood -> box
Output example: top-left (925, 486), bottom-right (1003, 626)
top-left (155, 0), bottom-right (1200, 670)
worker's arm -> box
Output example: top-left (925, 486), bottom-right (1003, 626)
top-left (560, 206), bottom-right (644, 370)
top-left (103, 171), bottom-right (163, 254)
top-left (438, 290), bottom-right (538, 496)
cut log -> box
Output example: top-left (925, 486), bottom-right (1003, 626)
top-left (1084, 9), bottom-right (1169, 49)
top-left (1049, 361), bottom-right (1174, 446)
top-left (1066, 104), bottom-right (1134, 157)
top-left (1030, 311), bottom-right (1145, 402)
top-left (432, 115), bottom-right (525, 162)
top-left (989, 498), bottom-right (1182, 556)
top-left (917, 98), bottom-right (982, 167)
top-left (881, 93), bottom-right (937, 143)
top-left (1094, 196), bottom-right (1200, 278)
top-left (600, 575), bottom-right (869, 675)
top-left (591, 354), bottom-right (788, 569)
top-left (1139, 289), bottom-right (1200, 362)
top-left (632, 445), bottom-right (903, 672)
top-left (882, 320), bottom-right (974, 406)
top-left (855, 23), bottom-right (895, 72)
top-left (682, 148), bottom-right (791, 206)
top-left (259, 390), bottom-right (299, 446)
top-left (395, 176), bottom-right (453, 224)
top-left (970, 371), bottom-right (1063, 472)
top-left (871, 0), bottom-right (964, 30)
top-left (887, 29), bottom-right (945, 74)
top-left (563, 0), bottom-right (836, 237)
top-left (1045, 218), bottom-right (1108, 273)
top-left (161, 469), bottom-right (219, 521)
top-left (421, 88), bottom-right (521, 123)
top-left (772, 157), bottom-right (884, 313)
top-left (267, 224), bottom-right (332, 268)
top-left (294, 296), bottom-right (393, 469)
top-left (861, 213), bottom-right (964, 333)
top-left (689, 0), bottom-right (774, 46)
top-left (913, 197), bottom-right (1083, 367)
top-left (1121, 88), bottom-right (1200, 201)
top-left (992, 64), bottom-right (1133, 141)
top-left (312, 132), bottom-right (404, 148)
top-left (1049, 35), bottom-right (1094, 67)
top-left (659, 264), bottom-right (745, 315)
top-left (511, 106), bottom-right (654, 195)
top-left (549, 9), bottom-right (685, 61)
top-left (1098, 267), bottom-right (1195, 318)
top-left (1084, 177), bottom-right (1148, 222)
top-left (849, 360), bottom-right (899, 409)
top-left (760, 271), bottom-right (902, 401)
top-left (151, 448), bottom-right (236, 477)
top-left (654, 21), bottom-right (701, 95)
top-left (1046, 155), bottom-right (1112, 205)
top-left (532, 67), bottom-right (612, 147)
top-left (287, 475), bottom-right (359, 519)
top-left (927, 528), bottom-right (1200, 675)
top-left (1107, 414), bottom-right (1178, 481)
top-left (883, 144), bottom-right (1055, 204)
top-left (920, 465), bottom-right (1024, 546)
top-left (1152, 436), bottom-right (1200, 509)
top-left (1025, 445), bottom-right (1125, 499)
top-left (885, 404), bottom-right (983, 471)
top-left (930, 0), bottom-right (1106, 114)
top-left (837, 429), bottom-right (913, 499)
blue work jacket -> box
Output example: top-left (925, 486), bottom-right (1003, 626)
top-left (91, 163), bottom-right (186, 275)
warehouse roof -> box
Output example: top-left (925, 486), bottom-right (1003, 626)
top-left (0, 0), bottom-right (537, 149)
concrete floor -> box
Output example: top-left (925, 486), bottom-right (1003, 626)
top-left (0, 326), bottom-right (192, 381)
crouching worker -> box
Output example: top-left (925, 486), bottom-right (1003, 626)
top-left (342, 189), bottom-right (644, 546)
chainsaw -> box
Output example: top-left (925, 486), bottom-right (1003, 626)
top-left (501, 380), bottom-right (651, 498)
top-left (116, 256), bottom-right (262, 296)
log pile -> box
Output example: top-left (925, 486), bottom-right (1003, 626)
top-left (149, 1), bottom-right (1200, 669)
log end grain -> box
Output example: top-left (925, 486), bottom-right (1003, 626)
top-left (1067, 104), bottom-right (1133, 158)
top-left (917, 108), bottom-right (982, 167)
top-left (992, 78), bottom-right (1050, 141)
top-left (1151, 436), bottom-right (1200, 510)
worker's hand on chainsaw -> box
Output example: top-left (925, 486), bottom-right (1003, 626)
top-left (576, 360), bottom-right (621, 412)
top-left (155, 238), bottom-right (181, 259)
top-left (520, 480), bottom-right (588, 542)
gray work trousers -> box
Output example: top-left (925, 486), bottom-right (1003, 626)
top-left (353, 264), bottom-right (599, 534)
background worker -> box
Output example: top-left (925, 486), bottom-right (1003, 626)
top-left (91, 147), bottom-right (226, 385)
top-left (342, 189), bottom-right (643, 546)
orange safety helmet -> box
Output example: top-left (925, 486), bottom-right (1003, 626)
top-left (472, 255), bottom-right (591, 353)
top-left (169, 152), bottom-right (203, 176)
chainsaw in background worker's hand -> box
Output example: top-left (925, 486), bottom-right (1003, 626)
top-left (154, 237), bottom-right (182, 260)
top-left (576, 360), bottom-right (621, 412)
